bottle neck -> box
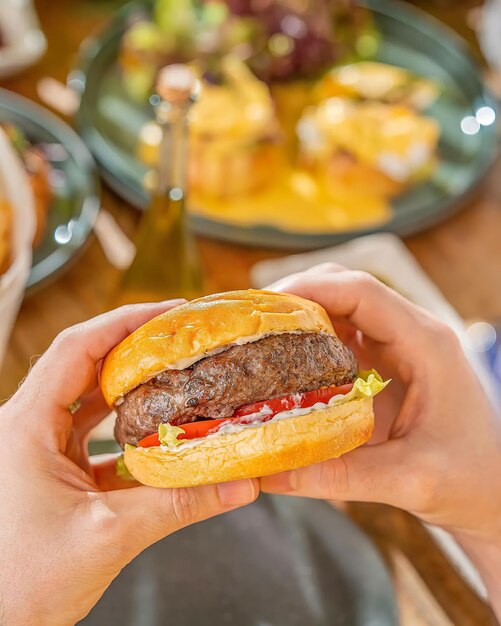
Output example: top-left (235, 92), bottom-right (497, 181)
top-left (155, 101), bottom-right (190, 195)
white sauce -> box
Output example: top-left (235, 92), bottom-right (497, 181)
top-left (144, 389), bottom-right (351, 453)
top-left (165, 330), bottom-right (304, 371)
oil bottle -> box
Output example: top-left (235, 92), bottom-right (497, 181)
top-left (117, 64), bottom-right (203, 304)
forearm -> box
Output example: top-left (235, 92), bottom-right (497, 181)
top-left (454, 533), bottom-right (501, 621)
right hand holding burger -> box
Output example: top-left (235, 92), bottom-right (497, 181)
top-left (259, 264), bottom-right (501, 619)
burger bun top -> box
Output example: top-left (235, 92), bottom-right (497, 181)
top-left (100, 289), bottom-right (334, 406)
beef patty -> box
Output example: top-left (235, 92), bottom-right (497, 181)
top-left (115, 332), bottom-right (358, 446)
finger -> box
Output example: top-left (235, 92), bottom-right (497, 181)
top-left (18, 299), bottom-right (186, 413)
top-left (260, 441), bottom-right (403, 506)
top-left (269, 270), bottom-right (432, 360)
top-left (90, 454), bottom-right (140, 491)
top-left (266, 262), bottom-right (348, 290)
top-left (106, 479), bottom-right (259, 557)
top-left (78, 360), bottom-right (104, 399)
top-left (73, 388), bottom-right (111, 437)
top-left (369, 380), bottom-right (407, 444)
top-left (332, 325), bottom-right (376, 371)
top-left (331, 320), bottom-right (358, 346)
top-left (301, 262), bottom-right (348, 276)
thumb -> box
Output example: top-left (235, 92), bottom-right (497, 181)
top-left (260, 441), bottom-right (403, 506)
top-left (106, 479), bottom-right (259, 557)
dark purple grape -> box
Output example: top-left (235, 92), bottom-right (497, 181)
top-left (222, 0), bottom-right (365, 81)
top-left (203, 70), bottom-right (223, 85)
top-left (296, 34), bottom-right (335, 74)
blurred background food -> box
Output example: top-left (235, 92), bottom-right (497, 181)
top-left (163, 54), bottom-right (283, 198)
top-left (122, 0), bottom-right (439, 215)
top-left (0, 125), bottom-right (36, 368)
top-left (0, 192), bottom-right (11, 274)
top-left (0, 90), bottom-right (100, 290)
top-left (0, 122), bottom-right (48, 278)
top-left (2, 123), bottom-right (52, 246)
top-left (119, 0), bottom-right (371, 99)
top-left (74, 0), bottom-right (496, 248)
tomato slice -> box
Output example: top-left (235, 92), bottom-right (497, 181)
top-left (137, 418), bottom-right (228, 447)
top-left (234, 383), bottom-right (354, 419)
top-left (136, 383), bottom-right (354, 448)
top-left (137, 432), bottom-right (161, 447)
top-left (178, 419), bottom-right (228, 439)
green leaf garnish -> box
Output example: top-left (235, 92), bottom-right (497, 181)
top-left (116, 454), bottom-right (135, 481)
top-left (158, 423), bottom-right (185, 446)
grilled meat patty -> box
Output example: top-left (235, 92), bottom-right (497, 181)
top-left (115, 332), bottom-right (358, 446)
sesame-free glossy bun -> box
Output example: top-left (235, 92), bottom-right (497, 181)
top-left (123, 397), bottom-right (374, 488)
top-left (101, 289), bottom-right (334, 406)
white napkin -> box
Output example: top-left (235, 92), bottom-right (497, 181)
top-left (251, 233), bottom-right (490, 600)
top-left (0, 128), bottom-right (36, 367)
top-left (0, 0), bottom-right (47, 79)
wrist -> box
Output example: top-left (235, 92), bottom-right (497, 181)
top-left (1, 607), bottom-right (74, 626)
top-left (0, 587), bottom-right (76, 626)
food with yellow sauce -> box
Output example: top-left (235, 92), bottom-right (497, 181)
top-left (139, 56), bottom-right (283, 197)
top-left (0, 124), bottom-right (52, 275)
top-left (189, 56), bottom-right (283, 197)
top-left (191, 166), bottom-right (392, 233)
top-left (138, 55), bottom-right (443, 233)
top-left (120, 0), bottom-right (370, 101)
top-left (297, 97), bottom-right (440, 194)
top-left (0, 197), bottom-right (12, 275)
top-left (2, 124), bottom-right (51, 246)
top-left (316, 62), bottom-right (439, 110)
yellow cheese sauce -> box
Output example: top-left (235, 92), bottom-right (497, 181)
top-left (137, 64), bottom-right (439, 234)
top-left (190, 166), bottom-right (391, 233)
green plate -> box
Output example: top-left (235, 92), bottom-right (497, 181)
top-left (74, 0), bottom-right (498, 249)
top-left (0, 89), bottom-right (100, 290)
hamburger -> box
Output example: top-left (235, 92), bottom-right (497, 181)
top-left (101, 290), bottom-right (387, 488)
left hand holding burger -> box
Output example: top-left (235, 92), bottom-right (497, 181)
top-left (0, 302), bottom-right (258, 626)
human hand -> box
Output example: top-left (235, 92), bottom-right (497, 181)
top-left (260, 265), bottom-right (501, 613)
top-left (0, 302), bottom-right (258, 626)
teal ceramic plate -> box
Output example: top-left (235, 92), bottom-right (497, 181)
top-left (75, 0), bottom-right (498, 249)
top-left (0, 89), bottom-right (100, 290)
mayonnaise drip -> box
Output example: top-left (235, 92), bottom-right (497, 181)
top-left (152, 390), bottom-right (351, 453)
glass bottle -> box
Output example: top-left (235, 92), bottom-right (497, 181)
top-left (116, 64), bottom-right (203, 305)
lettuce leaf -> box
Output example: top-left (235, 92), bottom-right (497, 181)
top-left (332, 369), bottom-right (390, 406)
top-left (115, 454), bottom-right (135, 481)
top-left (158, 423), bottom-right (186, 447)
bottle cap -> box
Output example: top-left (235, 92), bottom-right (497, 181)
top-left (156, 65), bottom-right (200, 104)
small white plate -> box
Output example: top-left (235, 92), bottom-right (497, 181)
top-left (0, 0), bottom-right (47, 79)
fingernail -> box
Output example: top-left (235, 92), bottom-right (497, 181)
top-left (218, 479), bottom-right (256, 506)
top-left (261, 470), bottom-right (297, 493)
top-left (161, 298), bottom-right (187, 305)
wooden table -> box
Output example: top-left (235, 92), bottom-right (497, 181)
top-left (1, 0), bottom-right (500, 623)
